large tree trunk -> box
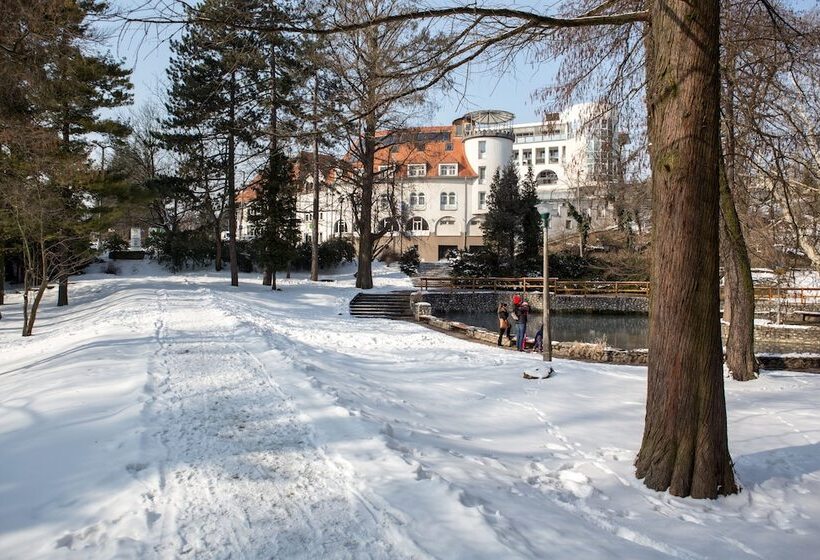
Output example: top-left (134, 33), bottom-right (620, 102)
top-left (311, 80), bottom-right (321, 282)
top-left (215, 227), bottom-right (223, 272)
top-left (263, 267), bottom-right (272, 286)
top-left (1, 250), bottom-right (7, 306)
top-left (57, 275), bottom-right (68, 306)
top-left (635, 0), bottom-right (738, 499)
top-left (720, 155), bottom-right (758, 381)
top-left (227, 70), bottom-right (239, 286)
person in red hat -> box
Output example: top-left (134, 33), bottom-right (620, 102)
top-left (511, 295), bottom-right (529, 351)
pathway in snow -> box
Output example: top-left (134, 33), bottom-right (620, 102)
top-left (134, 287), bottom-right (418, 559)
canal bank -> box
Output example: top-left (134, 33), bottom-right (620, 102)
top-left (414, 291), bottom-right (820, 371)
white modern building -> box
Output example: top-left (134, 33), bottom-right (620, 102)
top-left (239, 103), bottom-right (622, 263)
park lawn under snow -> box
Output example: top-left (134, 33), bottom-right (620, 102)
top-left (1, 262), bottom-right (819, 560)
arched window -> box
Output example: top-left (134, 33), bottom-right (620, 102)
top-left (537, 170), bottom-right (559, 185)
top-left (407, 217), bottom-right (430, 231)
top-left (448, 192), bottom-right (456, 206)
top-left (440, 192), bottom-right (457, 210)
top-left (409, 193), bottom-right (418, 206)
top-left (334, 220), bottom-right (348, 233)
top-left (417, 192), bottom-right (426, 206)
top-left (440, 192), bottom-right (448, 207)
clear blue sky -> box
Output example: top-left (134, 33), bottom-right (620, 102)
top-left (111, 21), bottom-right (553, 128)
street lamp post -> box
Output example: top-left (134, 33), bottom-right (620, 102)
top-left (541, 210), bottom-right (553, 363)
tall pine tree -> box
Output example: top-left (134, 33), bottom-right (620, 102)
top-left (164, 0), bottom-right (263, 285)
top-left (483, 162), bottom-right (521, 275)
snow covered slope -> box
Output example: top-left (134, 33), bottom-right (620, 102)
top-left (1, 263), bottom-right (818, 559)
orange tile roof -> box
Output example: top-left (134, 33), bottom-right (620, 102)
top-left (374, 125), bottom-right (476, 179)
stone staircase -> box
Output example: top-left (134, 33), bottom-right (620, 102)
top-left (416, 262), bottom-right (452, 277)
top-left (349, 292), bottom-right (414, 319)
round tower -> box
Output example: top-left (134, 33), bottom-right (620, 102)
top-left (455, 110), bottom-right (515, 179)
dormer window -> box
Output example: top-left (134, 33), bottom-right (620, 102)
top-left (408, 164), bottom-right (427, 177)
top-left (439, 163), bottom-right (458, 177)
top-left (377, 165), bottom-right (394, 179)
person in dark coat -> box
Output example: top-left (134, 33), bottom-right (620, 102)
top-left (497, 303), bottom-right (512, 346)
top-left (513, 297), bottom-right (530, 351)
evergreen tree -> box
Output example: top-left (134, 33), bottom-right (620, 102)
top-left (519, 165), bottom-right (543, 274)
top-left (248, 149), bottom-right (300, 289)
top-left (251, 0), bottom-right (311, 286)
top-left (164, 0), bottom-right (264, 286)
top-left (40, 0), bottom-right (132, 306)
top-left (483, 163), bottom-right (521, 275)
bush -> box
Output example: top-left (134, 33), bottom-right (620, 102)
top-left (449, 248), bottom-right (498, 277)
top-left (398, 247), bottom-right (420, 276)
top-left (548, 251), bottom-right (591, 279)
top-left (318, 238), bottom-right (356, 269)
top-left (147, 228), bottom-right (214, 271)
top-left (102, 232), bottom-right (129, 253)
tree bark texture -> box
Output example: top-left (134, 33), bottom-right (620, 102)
top-left (1, 251), bottom-right (7, 306)
top-left (57, 275), bottom-right (68, 306)
top-left (227, 70), bottom-right (239, 287)
top-left (635, 0), bottom-right (738, 498)
top-left (263, 267), bottom-right (272, 286)
top-left (215, 228), bottom-right (223, 271)
top-left (311, 77), bottom-right (321, 282)
top-left (719, 153), bottom-right (758, 381)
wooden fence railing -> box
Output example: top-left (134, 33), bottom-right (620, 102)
top-left (413, 277), bottom-right (651, 296)
top-left (412, 279), bottom-right (820, 306)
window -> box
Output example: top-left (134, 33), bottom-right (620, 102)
top-left (379, 217), bottom-right (400, 232)
top-left (448, 192), bottom-right (456, 206)
top-left (379, 194), bottom-right (390, 210)
top-left (561, 145), bottom-right (566, 163)
top-left (439, 163), bottom-right (458, 176)
top-left (408, 164), bottom-right (427, 177)
top-left (410, 192), bottom-right (426, 207)
top-left (549, 147), bottom-right (559, 163)
top-left (535, 148), bottom-right (545, 164)
top-left (522, 149), bottom-right (532, 165)
top-left (478, 166), bottom-right (486, 184)
top-left (440, 192), bottom-right (457, 210)
top-left (537, 170), bottom-right (559, 185)
top-left (409, 217), bottom-right (429, 231)
top-left (390, 145), bottom-right (400, 153)
top-left (478, 191), bottom-right (486, 209)
top-left (512, 150), bottom-right (519, 161)
top-left (478, 140), bottom-right (486, 159)
top-left (445, 142), bottom-right (454, 151)
top-left (334, 220), bottom-right (348, 233)
top-left (565, 220), bottom-right (572, 229)
top-left (377, 164), bottom-right (394, 179)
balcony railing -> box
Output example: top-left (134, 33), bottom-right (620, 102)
top-left (463, 127), bottom-right (515, 140)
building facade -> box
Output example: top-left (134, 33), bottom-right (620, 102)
top-left (239, 103), bottom-right (621, 263)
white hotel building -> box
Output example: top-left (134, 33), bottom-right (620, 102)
top-left (238, 103), bottom-right (621, 263)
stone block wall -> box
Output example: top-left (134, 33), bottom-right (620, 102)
top-left (419, 291), bottom-right (648, 315)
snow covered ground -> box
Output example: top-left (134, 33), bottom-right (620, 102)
top-left (1, 262), bottom-right (819, 559)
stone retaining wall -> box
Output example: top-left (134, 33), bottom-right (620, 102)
top-left (721, 322), bottom-right (820, 348)
top-left (416, 315), bottom-right (820, 372)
